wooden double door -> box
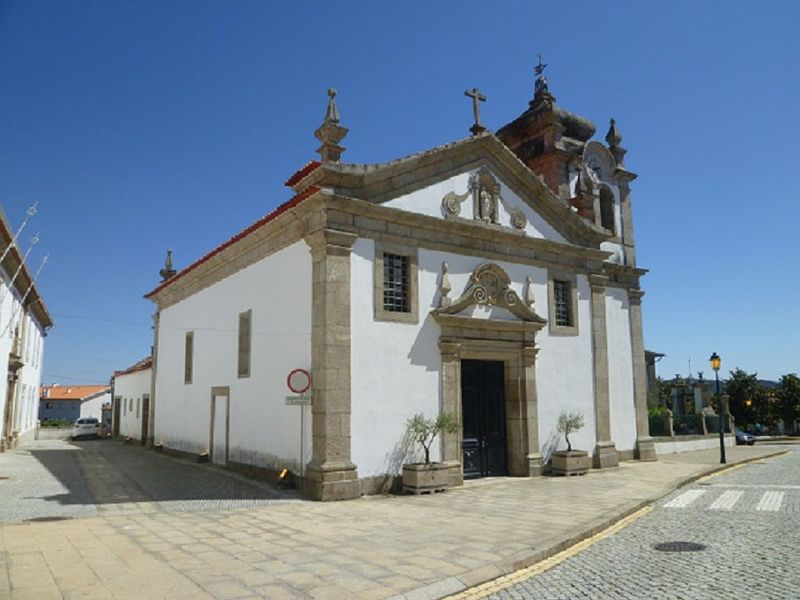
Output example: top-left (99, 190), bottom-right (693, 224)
top-left (461, 359), bottom-right (508, 479)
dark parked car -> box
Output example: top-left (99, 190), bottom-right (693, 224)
top-left (735, 430), bottom-right (756, 446)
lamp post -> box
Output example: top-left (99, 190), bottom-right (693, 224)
top-left (710, 352), bottom-right (726, 464)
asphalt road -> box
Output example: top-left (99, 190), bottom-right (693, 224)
top-left (485, 446), bottom-right (800, 600)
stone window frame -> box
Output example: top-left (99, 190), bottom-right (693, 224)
top-left (547, 271), bottom-right (579, 336)
top-left (373, 241), bottom-right (419, 324)
top-left (237, 309), bottom-right (252, 379)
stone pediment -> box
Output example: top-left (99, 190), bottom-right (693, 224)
top-left (433, 263), bottom-right (546, 325)
top-left (294, 134), bottom-right (610, 247)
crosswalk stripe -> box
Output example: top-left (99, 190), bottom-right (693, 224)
top-left (708, 490), bottom-right (743, 510)
top-left (755, 491), bottom-right (784, 511)
top-left (664, 489), bottom-right (706, 508)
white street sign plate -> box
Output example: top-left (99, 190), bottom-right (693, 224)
top-left (285, 395), bottom-right (311, 406)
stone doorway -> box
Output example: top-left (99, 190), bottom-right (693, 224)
top-left (461, 359), bottom-right (507, 478)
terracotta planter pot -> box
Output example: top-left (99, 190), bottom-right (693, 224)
top-left (551, 450), bottom-right (590, 476)
top-left (402, 462), bottom-right (456, 494)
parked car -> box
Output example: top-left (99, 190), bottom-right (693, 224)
top-left (735, 430), bottom-right (756, 446)
top-left (72, 417), bottom-right (100, 440)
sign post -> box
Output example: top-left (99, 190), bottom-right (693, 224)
top-left (285, 369), bottom-right (312, 486)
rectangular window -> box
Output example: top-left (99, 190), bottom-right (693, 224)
top-left (553, 280), bottom-right (572, 327)
top-left (136, 398), bottom-right (140, 419)
top-left (238, 310), bottom-right (252, 378)
top-left (383, 253), bottom-right (409, 313)
top-left (184, 331), bottom-right (194, 384)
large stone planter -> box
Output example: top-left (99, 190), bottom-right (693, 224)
top-left (551, 450), bottom-right (590, 476)
top-left (402, 462), bottom-right (457, 494)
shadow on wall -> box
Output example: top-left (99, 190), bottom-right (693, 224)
top-left (541, 427), bottom-right (561, 467)
top-left (407, 314), bottom-right (441, 372)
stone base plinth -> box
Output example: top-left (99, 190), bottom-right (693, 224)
top-left (527, 452), bottom-right (544, 476)
top-left (304, 461), bottom-right (361, 501)
top-left (635, 436), bottom-right (658, 461)
top-left (593, 441), bottom-right (619, 469)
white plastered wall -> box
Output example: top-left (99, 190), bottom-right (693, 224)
top-left (383, 169), bottom-right (568, 243)
top-left (80, 391), bottom-right (109, 421)
top-left (116, 368), bottom-right (151, 440)
top-left (154, 240), bottom-right (312, 473)
top-left (350, 238), bottom-right (598, 478)
top-left (605, 287), bottom-right (637, 451)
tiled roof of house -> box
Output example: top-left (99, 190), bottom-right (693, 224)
top-left (114, 356), bottom-right (153, 377)
top-left (39, 385), bottom-right (110, 400)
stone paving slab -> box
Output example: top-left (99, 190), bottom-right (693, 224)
top-left (0, 440), bottom-right (792, 599)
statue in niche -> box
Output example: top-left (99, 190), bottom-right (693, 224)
top-left (478, 188), bottom-right (494, 222)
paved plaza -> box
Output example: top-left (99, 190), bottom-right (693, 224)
top-left (0, 439), bottom-right (793, 599)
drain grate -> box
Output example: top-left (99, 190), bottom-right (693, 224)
top-left (24, 516), bottom-right (73, 523)
top-left (653, 541), bottom-right (707, 552)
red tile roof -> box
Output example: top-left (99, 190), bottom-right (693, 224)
top-left (283, 161), bottom-right (321, 187)
top-left (40, 385), bottom-right (110, 400)
top-left (145, 185), bottom-right (322, 299)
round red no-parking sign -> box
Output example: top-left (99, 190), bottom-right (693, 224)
top-left (286, 368), bottom-right (312, 394)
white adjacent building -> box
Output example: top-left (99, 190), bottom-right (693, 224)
top-left (146, 69), bottom-right (656, 500)
top-left (1, 206), bottom-right (52, 450)
top-left (112, 357), bottom-right (152, 441)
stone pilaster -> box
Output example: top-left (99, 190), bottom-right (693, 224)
top-left (145, 311), bottom-right (159, 448)
top-left (589, 274), bottom-right (618, 468)
top-left (629, 289), bottom-right (657, 461)
top-left (522, 345), bottom-right (543, 476)
top-left (303, 228), bottom-right (361, 500)
top-left (618, 179), bottom-right (636, 267)
top-left (439, 340), bottom-right (464, 487)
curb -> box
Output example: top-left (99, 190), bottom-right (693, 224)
top-left (391, 449), bottom-right (790, 600)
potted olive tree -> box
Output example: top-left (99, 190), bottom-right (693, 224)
top-left (402, 412), bottom-right (459, 494)
top-left (551, 410), bottom-right (591, 476)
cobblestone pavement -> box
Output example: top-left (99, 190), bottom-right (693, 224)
top-left (0, 439), bottom-right (303, 523)
top-left (483, 446), bottom-right (800, 600)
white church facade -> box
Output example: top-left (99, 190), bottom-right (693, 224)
top-left (146, 68), bottom-right (656, 500)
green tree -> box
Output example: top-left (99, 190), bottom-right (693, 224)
top-left (772, 374), bottom-right (800, 434)
top-left (647, 376), bottom-right (672, 411)
top-left (723, 368), bottom-right (769, 428)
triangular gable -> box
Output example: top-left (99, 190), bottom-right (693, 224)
top-left (302, 133), bottom-right (609, 247)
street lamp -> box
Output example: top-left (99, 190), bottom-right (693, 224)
top-left (710, 352), bottom-right (726, 464)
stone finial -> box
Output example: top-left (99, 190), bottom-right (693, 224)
top-left (524, 276), bottom-right (535, 307)
top-left (439, 262), bottom-right (452, 307)
top-left (605, 118), bottom-right (627, 167)
top-left (314, 88), bottom-right (348, 163)
top-left (159, 249), bottom-right (177, 282)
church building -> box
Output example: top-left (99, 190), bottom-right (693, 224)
top-left (145, 63), bottom-right (656, 500)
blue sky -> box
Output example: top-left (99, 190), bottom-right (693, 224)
top-left (1, 1), bottom-right (798, 384)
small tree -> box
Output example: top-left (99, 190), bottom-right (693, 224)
top-left (406, 413), bottom-right (458, 465)
top-left (557, 410), bottom-right (585, 452)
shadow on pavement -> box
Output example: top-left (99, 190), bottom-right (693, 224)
top-left (27, 439), bottom-right (300, 508)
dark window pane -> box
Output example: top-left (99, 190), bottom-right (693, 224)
top-left (383, 253), bottom-right (409, 312)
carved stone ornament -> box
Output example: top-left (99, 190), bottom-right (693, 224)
top-left (524, 275), bottom-right (535, 307)
top-left (440, 167), bottom-right (527, 231)
top-left (439, 262), bottom-right (452, 307)
top-left (434, 263), bottom-right (546, 323)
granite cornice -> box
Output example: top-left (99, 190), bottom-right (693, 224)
top-left (323, 193), bottom-right (611, 273)
top-left (151, 203), bottom-right (313, 310)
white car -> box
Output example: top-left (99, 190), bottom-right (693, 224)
top-left (71, 417), bottom-right (99, 439)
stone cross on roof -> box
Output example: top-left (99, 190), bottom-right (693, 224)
top-left (314, 88), bottom-right (348, 163)
top-left (464, 88), bottom-right (487, 136)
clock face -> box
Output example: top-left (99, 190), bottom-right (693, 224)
top-left (583, 145), bottom-right (613, 181)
